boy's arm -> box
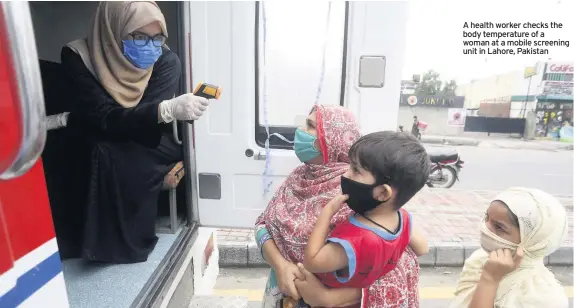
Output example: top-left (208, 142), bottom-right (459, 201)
top-left (303, 195), bottom-right (350, 273)
top-left (409, 226), bottom-right (429, 257)
top-left (295, 264), bottom-right (362, 307)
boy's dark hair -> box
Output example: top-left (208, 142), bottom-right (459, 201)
top-left (348, 131), bottom-right (430, 210)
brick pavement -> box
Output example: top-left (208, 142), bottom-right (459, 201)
top-left (218, 189), bottom-right (573, 245)
top-left (217, 189), bottom-right (573, 267)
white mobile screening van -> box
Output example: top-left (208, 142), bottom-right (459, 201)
top-left (0, 1), bottom-right (407, 307)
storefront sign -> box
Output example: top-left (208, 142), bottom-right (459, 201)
top-left (480, 96), bottom-right (511, 105)
top-left (400, 95), bottom-right (464, 108)
top-left (540, 81), bottom-right (573, 100)
top-left (545, 63), bottom-right (574, 74)
top-left (524, 65), bottom-right (537, 78)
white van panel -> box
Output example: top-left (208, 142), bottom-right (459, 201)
top-left (190, 2), bottom-right (284, 229)
top-left (159, 227), bottom-right (218, 308)
top-left (344, 1), bottom-right (408, 134)
top-left (192, 2), bottom-right (409, 228)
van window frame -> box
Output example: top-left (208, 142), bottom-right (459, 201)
top-left (253, 2), bottom-right (350, 150)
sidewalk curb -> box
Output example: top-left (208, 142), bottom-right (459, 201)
top-left (421, 137), bottom-right (480, 147)
top-left (421, 136), bottom-right (573, 151)
top-left (477, 141), bottom-right (574, 152)
top-left (218, 241), bottom-right (574, 268)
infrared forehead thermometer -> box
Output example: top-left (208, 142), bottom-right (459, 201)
top-left (193, 82), bottom-right (222, 100)
top-left (183, 82), bottom-right (222, 124)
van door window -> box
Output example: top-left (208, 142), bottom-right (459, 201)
top-left (254, 2), bottom-right (348, 149)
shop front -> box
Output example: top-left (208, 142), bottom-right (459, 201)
top-left (535, 80), bottom-right (573, 138)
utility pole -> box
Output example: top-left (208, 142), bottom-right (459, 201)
top-left (521, 64), bottom-right (538, 118)
top-left (522, 75), bottom-right (533, 118)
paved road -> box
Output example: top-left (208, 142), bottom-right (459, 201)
top-left (214, 267), bottom-right (574, 307)
top-left (425, 145), bottom-right (573, 196)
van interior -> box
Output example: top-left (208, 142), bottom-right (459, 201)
top-left (30, 2), bottom-right (191, 307)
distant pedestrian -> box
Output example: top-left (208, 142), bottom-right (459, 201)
top-left (411, 116), bottom-right (420, 139)
top-left (450, 187), bottom-right (569, 308)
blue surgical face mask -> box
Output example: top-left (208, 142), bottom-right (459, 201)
top-left (294, 128), bottom-right (321, 162)
top-left (122, 40), bottom-right (163, 69)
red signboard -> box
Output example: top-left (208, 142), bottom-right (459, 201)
top-left (545, 63), bottom-right (574, 74)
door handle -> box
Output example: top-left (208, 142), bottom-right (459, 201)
top-left (244, 149), bottom-right (266, 160)
top-left (254, 152), bottom-right (267, 161)
top-left (171, 120), bottom-right (183, 145)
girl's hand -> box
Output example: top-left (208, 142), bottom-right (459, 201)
top-left (276, 260), bottom-right (305, 300)
top-left (482, 248), bottom-right (524, 283)
top-left (324, 194), bottom-right (349, 216)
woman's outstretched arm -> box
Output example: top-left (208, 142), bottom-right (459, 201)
top-left (61, 46), bottom-right (180, 148)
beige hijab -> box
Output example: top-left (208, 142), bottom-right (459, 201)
top-left (450, 187), bottom-right (569, 308)
top-left (67, 1), bottom-right (167, 108)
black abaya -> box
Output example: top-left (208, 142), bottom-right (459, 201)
top-left (60, 46), bottom-right (183, 263)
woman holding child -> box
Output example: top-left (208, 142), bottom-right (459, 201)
top-left (255, 105), bottom-right (430, 308)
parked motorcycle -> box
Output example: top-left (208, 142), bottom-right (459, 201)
top-left (426, 148), bottom-right (464, 188)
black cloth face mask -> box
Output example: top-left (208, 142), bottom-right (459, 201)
top-left (341, 175), bottom-right (387, 215)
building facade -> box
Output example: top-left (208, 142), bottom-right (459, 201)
top-left (455, 61), bottom-right (573, 137)
top-left (455, 65), bottom-right (545, 117)
top-left (397, 80), bottom-right (467, 136)
top-left (535, 62), bottom-right (573, 138)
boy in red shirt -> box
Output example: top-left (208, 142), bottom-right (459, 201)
top-left (303, 131), bottom-right (430, 289)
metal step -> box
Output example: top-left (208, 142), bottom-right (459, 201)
top-left (188, 295), bottom-right (249, 308)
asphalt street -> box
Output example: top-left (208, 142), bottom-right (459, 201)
top-left (425, 145), bottom-right (573, 196)
top-left (213, 267), bottom-right (574, 308)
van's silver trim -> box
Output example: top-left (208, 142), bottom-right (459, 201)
top-left (0, 1), bottom-right (47, 180)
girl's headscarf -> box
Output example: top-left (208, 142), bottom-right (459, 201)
top-left (67, 1), bottom-right (167, 108)
top-left (256, 105), bottom-right (361, 263)
top-left (451, 187), bottom-right (569, 308)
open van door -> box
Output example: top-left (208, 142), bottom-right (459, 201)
top-left (190, 2), bottom-right (408, 228)
top-left (1, 2), bottom-right (69, 307)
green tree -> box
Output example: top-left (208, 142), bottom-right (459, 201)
top-left (415, 69), bottom-right (458, 97)
top-left (441, 79), bottom-right (458, 97)
top-left (415, 69), bottom-right (442, 95)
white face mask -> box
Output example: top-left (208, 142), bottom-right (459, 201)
top-left (480, 220), bottom-right (519, 253)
